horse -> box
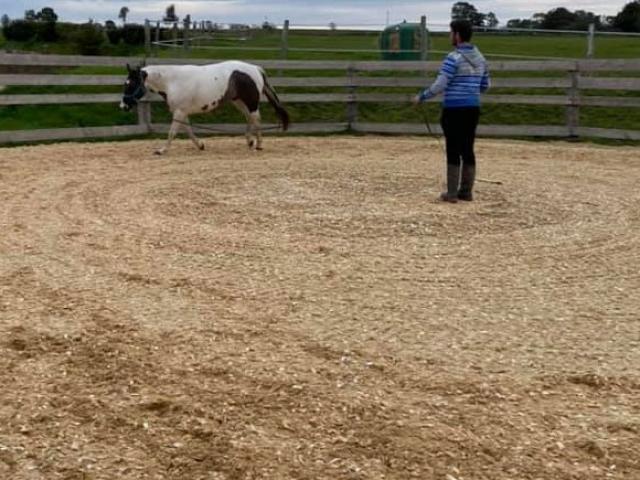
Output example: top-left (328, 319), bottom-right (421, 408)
top-left (120, 61), bottom-right (290, 155)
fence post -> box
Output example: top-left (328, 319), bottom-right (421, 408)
top-left (154, 21), bottom-right (160, 57)
top-left (183, 18), bottom-right (191, 52)
top-left (172, 22), bottom-right (178, 49)
top-left (280, 20), bottom-right (290, 60)
top-left (137, 101), bottom-right (152, 134)
top-left (566, 67), bottom-right (580, 138)
top-left (419, 15), bottom-right (428, 61)
top-left (346, 65), bottom-right (358, 131)
top-left (586, 23), bottom-right (595, 58)
top-left (144, 20), bottom-right (151, 57)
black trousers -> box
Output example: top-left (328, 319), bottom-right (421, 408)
top-left (440, 107), bottom-right (480, 167)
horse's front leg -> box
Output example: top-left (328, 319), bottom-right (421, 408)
top-left (155, 111), bottom-right (187, 155)
top-left (184, 119), bottom-right (205, 151)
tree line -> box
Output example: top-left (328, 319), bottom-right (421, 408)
top-left (0, 4), bottom-right (269, 55)
top-left (1, 7), bottom-right (145, 54)
top-left (451, 1), bottom-right (640, 32)
top-left (504, 2), bottom-right (640, 31)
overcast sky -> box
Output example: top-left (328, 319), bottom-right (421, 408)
top-left (0, 1), bottom-right (627, 28)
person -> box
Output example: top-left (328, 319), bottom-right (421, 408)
top-left (413, 20), bottom-right (490, 202)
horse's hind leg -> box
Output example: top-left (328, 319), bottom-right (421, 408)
top-left (251, 110), bottom-right (263, 150)
top-left (232, 100), bottom-right (259, 150)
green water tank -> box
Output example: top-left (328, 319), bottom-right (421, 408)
top-left (379, 21), bottom-right (424, 60)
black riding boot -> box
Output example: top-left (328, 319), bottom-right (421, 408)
top-left (458, 164), bottom-right (476, 201)
top-left (440, 164), bottom-right (460, 203)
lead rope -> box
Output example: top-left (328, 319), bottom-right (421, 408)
top-left (170, 118), bottom-right (284, 133)
top-left (419, 104), bottom-right (446, 192)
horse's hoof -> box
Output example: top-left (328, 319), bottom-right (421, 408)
top-left (154, 149), bottom-right (165, 156)
top-left (198, 143), bottom-right (205, 151)
top-left (256, 146), bottom-right (264, 151)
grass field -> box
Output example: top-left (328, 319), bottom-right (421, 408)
top-left (1, 28), bottom-right (640, 140)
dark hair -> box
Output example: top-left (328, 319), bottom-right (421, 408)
top-left (450, 20), bottom-right (473, 42)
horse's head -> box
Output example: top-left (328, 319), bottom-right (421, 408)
top-left (120, 63), bottom-right (147, 111)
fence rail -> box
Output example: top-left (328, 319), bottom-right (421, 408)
top-left (1, 52), bottom-right (640, 144)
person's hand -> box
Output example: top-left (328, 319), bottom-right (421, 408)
top-left (411, 94), bottom-right (422, 106)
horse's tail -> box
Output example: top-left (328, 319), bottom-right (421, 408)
top-left (261, 71), bottom-right (290, 131)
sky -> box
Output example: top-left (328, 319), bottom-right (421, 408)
top-left (0, 1), bottom-right (627, 29)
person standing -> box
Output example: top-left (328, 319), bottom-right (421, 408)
top-left (413, 20), bottom-right (490, 202)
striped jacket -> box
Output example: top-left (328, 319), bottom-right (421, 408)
top-left (418, 43), bottom-right (490, 108)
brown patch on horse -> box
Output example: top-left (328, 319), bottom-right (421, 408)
top-left (223, 71), bottom-right (260, 112)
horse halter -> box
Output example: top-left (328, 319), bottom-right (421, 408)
top-left (123, 81), bottom-right (147, 107)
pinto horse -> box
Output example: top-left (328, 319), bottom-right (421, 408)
top-left (120, 61), bottom-right (289, 155)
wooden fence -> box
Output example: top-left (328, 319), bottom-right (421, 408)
top-left (1, 52), bottom-right (640, 144)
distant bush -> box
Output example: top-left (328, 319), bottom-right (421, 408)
top-left (121, 24), bottom-right (145, 45)
top-left (71, 23), bottom-right (105, 55)
top-left (3, 20), bottom-right (37, 41)
top-left (106, 28), bottom-right (122, 45)
top-left (3, 19), bottom-right (58, 43)
top-left (36, 21), bottom-right (58, 42)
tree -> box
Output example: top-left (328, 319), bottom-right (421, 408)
top-left (506, 18), bottom-right (533, 29)
top-left (104, 19), bottom-right (121, 44)
top-left (505, 18), bottom-right (518, 28)
top-left (163, 4), bottom-right (178, 23)
top-left (572, 10), bottom-right (602, 30)
top-left (32, 7), bottom-right (59, 41)
top-left (3, 20), bottom-right (37, 41)
top-left (612, 1), bottom-right (640, 32)
top-left (71, 22), bottom-right (105, 55)
top-left (36, 7), bottom-right (58, 22)
top-left (121, 24), bottom-right (145, 44)
top-left (600, 15), bottom-right (616, 30)
top-left (485, 12), bottom-right (499, 28)
top-left (508, 8), bottom-right (603, 31)
top-left (532, 13), bottom-right (546, 25)
top-left (118, 6), bottom-right (129, 25)
top-left (1, 14), bottom-right (10, 28)
top-left (541, 8), bottom-right (577, 30)
top-left (451, 2), bottom-right (485, 26)
top-left (24, 9), bottom-right (37, 21)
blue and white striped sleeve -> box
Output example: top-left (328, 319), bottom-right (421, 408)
top-left (480, 65), bottom-right (490, 93)
top-left (418, 54), bottom-right (457, 102)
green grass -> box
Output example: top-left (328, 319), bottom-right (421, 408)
top-left (464, 33), bottom-right (640, 60)
top-left (0, 104), bottom-right (135, 130)
top-left (581, 106), bottom-right (640, 129)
